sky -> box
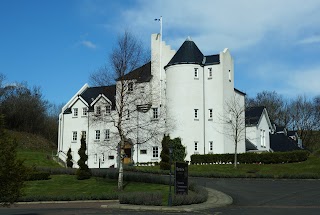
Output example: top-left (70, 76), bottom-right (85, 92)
top-left (1, 0), bottom-right (320, 105)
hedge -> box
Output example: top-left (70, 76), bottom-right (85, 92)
top-left (191, 150), bottom-right (309, 164)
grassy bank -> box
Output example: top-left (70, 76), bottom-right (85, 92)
top-left (21, 175), bottom-right (170, 204)
top-left (134, 156), bottom-right (320, 179)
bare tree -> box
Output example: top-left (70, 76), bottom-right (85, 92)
top-left (247, 91), bottom-right (289, 127)
top-left (90, 31), bottom-right (166, 190)
top-left (288, 95), bottom-right (319, 148)
top-left (219, 95), bottom-right (246, 168)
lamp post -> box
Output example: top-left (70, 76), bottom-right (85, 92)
top-left (168, 143), bottom-right (173, 206)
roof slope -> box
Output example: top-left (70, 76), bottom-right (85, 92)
top-left (245, 106), bottom-right (265, 125)
top-left (119, 62), bottom-right (152, 83)
top-left (81, 85), bottom-right (116, 109)
top-left (166, 39), bottom-right (204, 67)
top-left (270, 133), bottom-right (301, 152)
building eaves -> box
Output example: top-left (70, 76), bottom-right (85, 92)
top-left (80, 85), bottom-right (116, 110)
top-left (118, 62), bottom-right (152, 83)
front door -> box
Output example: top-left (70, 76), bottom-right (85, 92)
top-left (123, 143), bottom-right (132, 164)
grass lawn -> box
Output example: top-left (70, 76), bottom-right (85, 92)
top-left (18, 150), bottom-right (61, 168)
top-left (22, 175), bottom-right (170, 204)
top-left (136, 156), bottom-right (320, 178)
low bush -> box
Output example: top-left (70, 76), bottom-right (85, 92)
top-left (18, 193), bottom-right (118, 202)
top-left (26, 171), bottom-right (50, 181)
top-left (191, 150), bottom-right (309, 164)
top-left (119, 192), bottom-right (162, 206)
top-left (173, 183), bottom-right (208, 206)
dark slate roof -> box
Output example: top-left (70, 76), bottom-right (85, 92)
top-left (165, 39), bottom-right (204, 68)
top-left (165, 38), bottom-right (221, 69)
top-left (204, 54), bottom-right (220, 65)
top-left (246, 139), bottom-right (258, 151)
top-left (81, 85), bottom-right (116, 109)
top-left (245, 106), bottom-right (265, 125)
top-left (119, 62), bottom-right (152, 83)
top-left (270, 133), bottom-right (301, 152)
top-left (234, 88), bottom-right (246, 96)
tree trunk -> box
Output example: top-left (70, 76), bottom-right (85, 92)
top-left (118, 139), bottom-right (124, 190)
top-left (234, 140), bottom-right (237, 168)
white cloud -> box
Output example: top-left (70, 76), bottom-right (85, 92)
top-left (297, 36), bottom-right (320, 45)
top-left (80, 40), bottom-right (97, 49)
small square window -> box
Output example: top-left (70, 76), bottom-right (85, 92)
top-left (101, 153), bottom-right (105, 162)
top-left (209, 109), bottom-right (213, 118)
top-left (81, 131), bottom-right (86, 140)
top-left (128, 82), bottom-right (134, 92)
top-left (96, 106), bottom-right (101, 115)
top-left (108, 155), bottom-right (115, 160)
top-left (106, 105), bottom-right (111, 115)
top-left (73, 108), bottom-right (78, 117)
top-left (208, 68), bottom-right (212, 78)
top-left (105, 129), bottom-right (110, 140)
top-left (194, 68), bottom-right (199, 78)
top-left (72, 131), bottom-right (77, 142)
top-left (228, 70), bottom-right (231, 82)
top-left (140, 149), bottom-right (147, 154)
top-left (152, 108), bottom-right (158, 119)
top-left (82, 107), bottom-right (88, 116)
top-left (152, 146), bottom-right (159, 157)
top-left (194, 109), bottom-right (199, 119)
top-left (95, 130), bottom-right (100, 140)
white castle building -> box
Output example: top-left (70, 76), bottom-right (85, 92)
top-left (57, 34), bottom-right (246, 168)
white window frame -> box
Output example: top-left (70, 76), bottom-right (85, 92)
top-left (72, 131), bottom-right (77, 142)
top-left (209, 141), bottom-right (213, 151)
top-left (140, 149), bottom-right (147, 154)
top-left (95, 130), bottom-right (100, 141)
top-left (127, 109), bottom-right (130, 119)
top-left (152, 107), bottom-right (158, 119)
top-left (96, 106), bottom-right (101, 115)
top-left (94, 154), bottom-right (97, 163)
top-left (73, 108), bottom-right (78, 117)
top-left (194, 141), bottom-right (198, 151)
top-left (209, 109), bottom-right (213, 119)
top-left (194, 68), bottom-right (199, 79)
top-left (228, 69), bottom-right (231, 82)
top-left (82, 107), bottom-right (87, 116)
top-left (81, 131), bottom-right (86, 140)
top-left (105, 129), bottom-right (110, 140)
top-left (128, 82), bottom-right (134, 92)
top-left (208, 68), bottom-right (212, 79)
top-left (194, 109), bottom-right (199, 119)
top-left (101, 153), bottom-right (105, 163)
top-left (152, 146), bottom-right (159, 158)
top-left (105, 105), bottom-right (111, 115)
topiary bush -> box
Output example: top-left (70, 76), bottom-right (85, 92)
top-left (66, 148), bottom-right (73, 168)
top-left (160, 135), bottom-right (170, 170)
top-left (76, 137), bottom-right (91, 180)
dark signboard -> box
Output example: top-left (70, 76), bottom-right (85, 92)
top-left (174, 162), bottom-right (188, 195)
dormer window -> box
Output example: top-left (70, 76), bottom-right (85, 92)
top-left (96, 106), bottom-right (101, 115)
top-left (128, 82), bottom-right (134, 92)
top-left (73, 108), bottom-right (78, 117)
top-left (106, 105), bottom-right (111, 115)
top-left (194, 68), bottom-right (199, 79)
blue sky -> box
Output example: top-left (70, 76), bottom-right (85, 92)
top-left (1, 0), bottom-right (320, 105)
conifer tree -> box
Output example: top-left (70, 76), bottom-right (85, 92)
top-left (76, 137), bottom-right (91, 180)
top-left (66, 148), bottom-right (73, 168)
top-left (160, 135), bottom-right (170, 170)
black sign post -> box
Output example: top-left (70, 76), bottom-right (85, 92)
top-left (174, 162), bottom-right (188, 195)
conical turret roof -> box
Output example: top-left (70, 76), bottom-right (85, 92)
top-left (165, 38), bottom-right (204, 68)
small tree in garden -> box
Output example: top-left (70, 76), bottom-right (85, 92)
top-left (171, 137), bottom-right (186, 162)
top-left (160, 135), bottom-right (170, 170)
top-left (160, 135), bottom-right (186, 170)
top-left (76, 137), bottom-right (91, 180)
top-left (66, 148), bottom-right (73, 168)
